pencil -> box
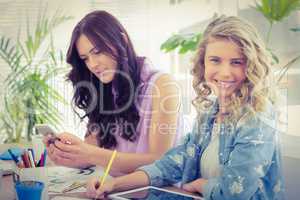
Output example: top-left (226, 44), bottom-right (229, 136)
top-left (100, 150), bottom-right (117, 187)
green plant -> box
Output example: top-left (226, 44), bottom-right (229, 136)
top-left (253, 0), bottom-right (300, 82)
top-left (160, 33), bottom-right (202, 54)
top-left (253, 0), bottom-right (300, 44)
top-left (0, 97), bottom-right (26, 143)
top-left (0, 9), bottom-right (72, 142)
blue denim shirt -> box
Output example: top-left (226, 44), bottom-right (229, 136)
top-left (139, 101), bottom-right (285, 200)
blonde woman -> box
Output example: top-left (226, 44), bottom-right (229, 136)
top-left (86, 16), bottom-right (284, 200)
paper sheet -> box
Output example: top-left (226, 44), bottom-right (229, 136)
top-left (47, 166), bottom-right (106, 194)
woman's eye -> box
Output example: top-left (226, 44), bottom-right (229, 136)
top-left (232, 60), bottom-right (243, 65)
top-left (92, 47), bottom-right (101, 54)
top-left (210, 58), bottom-right (220, 64)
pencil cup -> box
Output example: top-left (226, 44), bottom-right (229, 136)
top-left (15, 167), bottom-right (49, 200)
top-left (15, 181), bottom-right (44, 200)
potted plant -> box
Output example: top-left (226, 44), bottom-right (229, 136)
top-left (0, 9), bottom-right (72, 143)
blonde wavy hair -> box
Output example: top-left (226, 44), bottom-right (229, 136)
top-left (192, 15), bottom-right (277, 119)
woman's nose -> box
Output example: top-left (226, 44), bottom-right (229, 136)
top-left (88, 55), bottom-right (98, 69)
top-left (219, 63), bottom-right (232, 78)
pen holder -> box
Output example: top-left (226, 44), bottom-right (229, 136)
top-left (14, 167), bottom-right (49, 200)
top-left (15, 181), bottom-right (44, 200)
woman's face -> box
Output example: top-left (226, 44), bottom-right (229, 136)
top-left (76, 34), bottom-right (117, 84)
top-left (204, 37), bottom-right (247, 103)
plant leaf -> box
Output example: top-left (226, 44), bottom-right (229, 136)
top-left (253, 0), bottom-right (300, 23)
top-left (0, 7), bottom-right (72, 141)
top-left (160, 34), bottom-right (184, 52)
top-left (276, 54), bottom-right (300, 82)
top-left (161, 32), bottom-right (202, 54)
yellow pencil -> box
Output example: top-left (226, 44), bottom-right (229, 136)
top-left (100, 150), bottom-right (117, 187)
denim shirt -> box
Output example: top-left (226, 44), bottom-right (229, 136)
top-left (139, 101), bottom-right (285, 200)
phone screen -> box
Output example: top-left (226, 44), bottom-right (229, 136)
top-left (35, 124), bottom-right (58, 144)
top-left (35, 125), bottom-right (56, 136)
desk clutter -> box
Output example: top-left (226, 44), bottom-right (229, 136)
top-left (10, 166), bottom-right (103, 200)
top-left (11, 165), bottom-right (105, 194)
top-left (1, 147), bottom-right (108, 199)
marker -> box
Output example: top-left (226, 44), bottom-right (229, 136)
top-left (7, 149), bottom-right (19, 165)
top-left (8, 149), bottom-right (24, 168)
top-left (41, 149), bottom-right (47, 167)
top-left (28, 149), bottom-right (36, 167)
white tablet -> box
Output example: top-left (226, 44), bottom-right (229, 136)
top-left (108, 186), bottom-right (203, 200)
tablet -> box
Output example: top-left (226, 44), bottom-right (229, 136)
top-left (108, 186), bottom-right (203, 200)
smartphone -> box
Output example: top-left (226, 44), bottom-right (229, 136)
top-left (35, 124), bottom-right (72, 145)
top-left (35, 124), bottom-right (58, 144)
top-left (35, 124), bottom-right (56, 136)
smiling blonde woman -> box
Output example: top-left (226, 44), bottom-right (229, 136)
top-left (86, 16), bottom-right (284, 200)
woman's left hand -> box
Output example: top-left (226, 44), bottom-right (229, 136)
top-left (182, 178), bottom-right (208, 194)
top-left (48, 132), bottom-right (95, 168)
top-left (86, 177), bottom-right (116, 199)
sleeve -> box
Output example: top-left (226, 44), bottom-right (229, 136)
top-left (203, 117), bottom-right (277, 200)
top-left (138, 118), bottom-right (204, 187)
top-left (138, 135), bottom-right (192, 187)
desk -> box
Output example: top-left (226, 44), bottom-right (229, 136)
top-left (1, 174), bottom-right (202, 200)
top-left (0, 144), bottom-right (91, 199)
top-left (1, 145), bottom-right (201, 200)
top-left (1, 172), bottom-right (90, 200)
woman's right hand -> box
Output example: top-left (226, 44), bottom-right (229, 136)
top-left (86, 177), bottom-right (116, 199)
top-left (42, 132), bottom-right (93, 168)
top-left (42, 132), bottom-right (76, 166)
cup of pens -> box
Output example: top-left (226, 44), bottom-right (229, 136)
top-left (8, 148), bottom-right (49, 200)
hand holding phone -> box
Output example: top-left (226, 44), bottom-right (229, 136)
top-left (35, 124), bottom-right (72, 145)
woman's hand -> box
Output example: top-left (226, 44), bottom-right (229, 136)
top-left (86, 177), bottom-right (115, 199)
top-left (44, 132), bottom-right (95, 168)
top-left (182, 178), bottom-right (208, 194)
